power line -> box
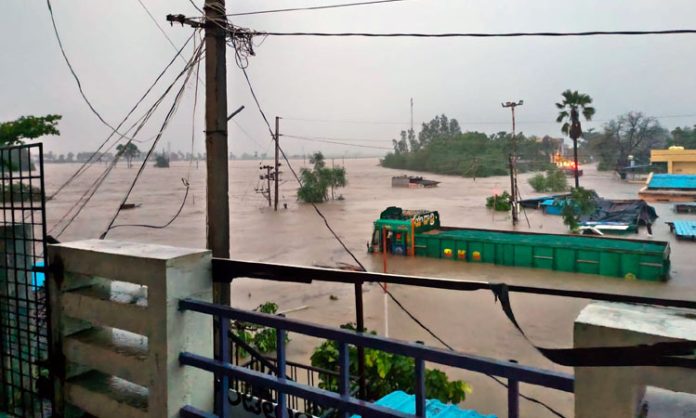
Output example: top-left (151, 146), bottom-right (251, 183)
top-left (100, 43), bottom-right (202, 239)
top-left (45, 0), bottom-right (142, 142)
top-left (282, 135), bottom-right (392, 150)
top-left (227, 0), bottom-right (408, 17)
top-left (50, 43), bottom-right (204, 237)
top-left (247, 28), bottom-right (696, 38)
top-left (283, 117), bottom-right (408, 125)
top-left (283, 134), bottom-right (392, 143)
top-left (47, 33), bottom-right (197, 202)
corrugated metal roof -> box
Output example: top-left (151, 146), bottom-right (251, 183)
top-left (647, 174), bottom-right (696, 190)
top-left (352, 391), bottom-right (497, 418)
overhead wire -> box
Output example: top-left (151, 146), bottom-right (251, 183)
top-left (99, 42), bottom-right (203, 239)
top-left (105, 32), bottom-right (204, 234)
top-left (45, 0), bottom-right (144, 142)
top-left (227, 0), bottom-right (409, 17)
top-left (47, 33), bottom-right (197, 202)
top-left (50, 39), bottom-right (204, 237)
top-left (247, 28), bottom-right (696, 38)
top-left (234, 47), bottom-right (565, 417)
top-left (282, 135), bottom-right (392, 150)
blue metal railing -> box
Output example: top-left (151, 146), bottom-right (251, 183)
top-left (178, 298), bottom-right (573, 418)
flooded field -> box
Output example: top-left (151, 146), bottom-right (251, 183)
top-left (45, 158), bottom-right (695, 417)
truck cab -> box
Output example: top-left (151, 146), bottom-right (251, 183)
top-left (368, 207), bottom-right (440, 255)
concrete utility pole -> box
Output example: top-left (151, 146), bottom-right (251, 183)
top-left (274, 117), bottom-right (280, 211)
top-left (203, 0), bottom-right (230, 306)
top-left (502, 100), bottom-right (523, 226)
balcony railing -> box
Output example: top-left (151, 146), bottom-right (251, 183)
top-left (179, 298), bottom-right (574, 418)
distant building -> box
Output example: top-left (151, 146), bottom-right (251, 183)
top-left (650, 147), bottom-right (696, 174)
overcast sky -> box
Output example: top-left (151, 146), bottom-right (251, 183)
top-left (3, 0), bottom-right (696, 157)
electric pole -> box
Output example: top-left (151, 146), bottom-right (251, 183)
top-left (274, 117), bottom-right (280, 211)
top-left (258, 165), bottom-right (274, 207)
top-left (502, 100), bottom-right (523, 226)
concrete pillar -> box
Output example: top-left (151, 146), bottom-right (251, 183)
top-left (574, 302), bottom-right (696, 418)
top-left (48, 239), bottom-right (214, 418)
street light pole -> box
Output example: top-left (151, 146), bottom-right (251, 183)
top-left (502, 100), bottom-right (523, 226)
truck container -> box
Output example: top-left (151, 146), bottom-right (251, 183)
top-left (368, 207), bottom-right (670, 281)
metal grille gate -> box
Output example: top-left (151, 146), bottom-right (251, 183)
top-left (0, 143), bottom-right (52, 417)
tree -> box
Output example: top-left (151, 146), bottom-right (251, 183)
top-left (116, 143), bottom-right (141, 168)
top-left (669, 126), bottom-right (696, 149)
top-left (561, 187), bottom-right (597, 232)
top-left (556, 90), bottom-right (595, 188)
top-left (311, 324), bottom-right (471, 404)
top-left (298, 152), bottom-right (348, 203)
top-left (0, 115), bottom-right (62, 147)
top-left (586, 112), bottom-right (668, 171)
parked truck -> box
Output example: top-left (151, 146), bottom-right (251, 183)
top-left (368, 206), bottom-right (670, 281)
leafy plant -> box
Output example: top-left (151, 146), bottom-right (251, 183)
top-left (233, 302), bottom-right (290, 357)
top-left (485, 191), bottom-right (512, 211)
top-left (0, 114), bottom-right (61, 147)
top-left (297, 152), bottom-right (348, 203)
top-left (528, 168), bottom-right (568, 192)
top-left (528, 173), bottom-right (547, 192)
top-left (561, 187), bottom-right (597, 232)
top-left (311, 324), bottom-right (471, 404)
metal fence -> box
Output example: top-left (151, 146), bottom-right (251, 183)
top-left (179, 298), bottom-right (574, 418)
top-left (0, 143), bottom-right (52, 417)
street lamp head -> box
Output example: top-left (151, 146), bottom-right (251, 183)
top-left (518, 100), bottom-right (524, 106)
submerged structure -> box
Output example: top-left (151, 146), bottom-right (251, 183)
top-left (639, 173), bottom-right (696, 202)
top-left (368, 207), bottom-right (670, 281)
top-left (391, 175), bottom-right (440, 188)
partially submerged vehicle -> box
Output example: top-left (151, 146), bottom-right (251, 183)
top-left (368, 206), bottom-right (670, 281)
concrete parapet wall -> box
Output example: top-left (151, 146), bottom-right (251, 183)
top-left (574, 302), bottom-right (696, 418)
top-left (48, 239), bottom-right (214, 418)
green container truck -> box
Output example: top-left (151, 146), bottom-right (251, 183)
top-left (367, 207), bottom-right (671, 281)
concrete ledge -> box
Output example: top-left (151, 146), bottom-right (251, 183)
top-left (574, 302), bottom-right (696, 418)
top-left (66, 371), bottom-right (148, 418)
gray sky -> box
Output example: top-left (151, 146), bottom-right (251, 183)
top-left (3, 0), bottom-right (696, 157)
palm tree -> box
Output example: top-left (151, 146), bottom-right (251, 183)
top-left (556, 90), bottom-right (595, 188)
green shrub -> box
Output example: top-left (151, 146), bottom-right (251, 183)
top-left (544, 168), bottom-right (569, 192)
top-left (486, 191), bottom-right (512, 211)
top-left (527, 168), bottom-right (568, 192)
top-left (311, 324), bottom-right (471, 403)
top-left (528, 173), bottom-right (547, 192)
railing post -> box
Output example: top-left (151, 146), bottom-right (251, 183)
top-left (218, 316), bottom-right (230, 418)
top-left (276, 317), bottom-right (288, 418)
top-left (338, 342), bottom-right (350, 418)
top-left (414, 341), bottom-right (426, 418)
top-left (507, 360), bottom-right (519, 418)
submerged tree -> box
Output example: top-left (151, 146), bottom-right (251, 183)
top-left (297, 152), bottom-right (348, 203)
top-left (116, 142), bottom-right (141, 168)
top-left (556, 90), bottom-right (595, 188)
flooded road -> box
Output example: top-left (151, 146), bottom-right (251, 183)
top-left (45, 158), bottom-right (695, 417)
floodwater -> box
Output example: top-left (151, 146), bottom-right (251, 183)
top-left (45, 159), bottom-right (696, 417)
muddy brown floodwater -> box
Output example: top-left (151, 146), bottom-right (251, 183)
top-left (45, 159), bottom-right (696, 417)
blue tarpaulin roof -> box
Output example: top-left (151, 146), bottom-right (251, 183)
top-left (647, 174), bottom-right (696, 190)
top-left (351, 391), bottom-right (497, 418)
